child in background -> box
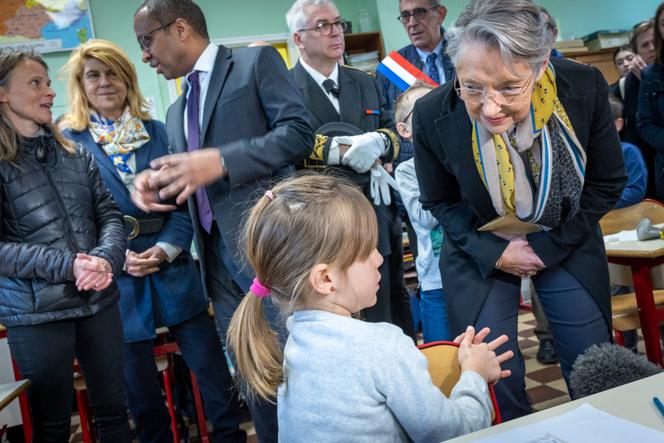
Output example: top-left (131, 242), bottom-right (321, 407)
top-left (609, 96), bottom-right (648, 208)
top-left (227, 174), bottom-right (513, 443)
top-left (394, 83), bottom-right (450, 343)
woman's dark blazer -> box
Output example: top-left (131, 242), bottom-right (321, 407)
top-left (63, 120), bottom-right (207, 343)
top-left (413, 57), bottom-right (627, 334)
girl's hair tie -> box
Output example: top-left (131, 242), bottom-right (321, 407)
top-left (250, 277), bottom-right (271, 298)
top-left (265, 190), bottom-right (275, 201)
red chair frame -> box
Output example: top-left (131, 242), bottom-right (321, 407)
top-left (418, 340), bottom-right (502, 425)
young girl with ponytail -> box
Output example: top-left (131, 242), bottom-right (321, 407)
top-left (227, 174), bottom-right (513, 442)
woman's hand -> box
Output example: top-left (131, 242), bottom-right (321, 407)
top-left (125, 246), bottom-right (168, 277)
top-left (458, 326), bottom-right (513, 384)
top-left (73, 253), bottom-right (113, 291)
top-left (496, 238), bottom-right (545, 278)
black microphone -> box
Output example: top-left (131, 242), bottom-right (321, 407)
top-left (569, 343), bottom-right (662, 398)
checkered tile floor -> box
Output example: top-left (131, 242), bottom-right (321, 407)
top-left (61, 310), bottom-right (649, 442)
top-left (517, 309), bottom-right (571, 411)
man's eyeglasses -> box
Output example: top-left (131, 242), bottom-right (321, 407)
top-left (397, 6), bottom-right (438, 24)
top-left (454, 72), bottom-right (536, 106)
top-left (137, 20), bottom-right (175, 51)
top-left (298, 19), bottom-right (350, 36)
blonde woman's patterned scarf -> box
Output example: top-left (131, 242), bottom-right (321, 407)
top-left (88, 109), bottom-right (150, 174)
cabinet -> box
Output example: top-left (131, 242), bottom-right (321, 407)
top-left (344, 31), bottom-right (385, 72)
top-left (345, 31), bottom-right (385, 60)
top-left (564, 47), bottom-right (620, 85)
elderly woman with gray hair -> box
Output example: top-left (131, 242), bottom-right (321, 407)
top-left (413, 0), bottom-right (626, 420)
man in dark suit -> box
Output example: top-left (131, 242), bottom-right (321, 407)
top-left (286, 0), bottom-right (413, 337)
top-left (132, 0), bottom-right (313, 441)
top-left (376, 0), bottom-right (454, 133)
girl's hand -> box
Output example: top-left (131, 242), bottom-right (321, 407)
top-left (458, 326), bottom-right (514, 384)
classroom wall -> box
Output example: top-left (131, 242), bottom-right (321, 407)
top-left (42, 0), bottom-right (380, 120)
top-left (376, 0), bottom-right (663, 61)
top-left (37, 0), bottom-right (664, 119)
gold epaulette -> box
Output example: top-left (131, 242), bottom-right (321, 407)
top-left (376, 128), bottom-right (400, 161)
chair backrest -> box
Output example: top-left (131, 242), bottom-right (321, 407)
top-left (418, 341), bottom-right (502, 424)
top-left (599, 199), bottom-right (664, 236)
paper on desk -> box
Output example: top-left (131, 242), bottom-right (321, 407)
top-left (471, 403), bottom-right (664, 443)
top-left (604, 229), bottom-right (639, 243)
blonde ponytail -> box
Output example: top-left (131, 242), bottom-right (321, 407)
top-left (226, 173), bottom-right (378, 401)
top-left (227, 292), bottom-right (283, 402)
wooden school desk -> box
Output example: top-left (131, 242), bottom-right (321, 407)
top-left (604, 238), bottom-right (664, 367)
top-left (446, 373), bottom-right (664, 442)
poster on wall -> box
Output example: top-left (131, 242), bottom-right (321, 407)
top-left (0, 0), bottom-right (95, 54)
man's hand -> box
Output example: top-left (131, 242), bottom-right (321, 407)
top-left (131, 169), bottom-right (178, 212)
top-left (340, 132), bottom-right (385, 173)
top-left (148, 149), bottom-right (226, 205)
top-left (73, 253), bottom-right (113, 291)
top-left (126, 246), bottom-right (168, 277)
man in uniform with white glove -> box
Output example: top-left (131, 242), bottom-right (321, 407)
top-left (287, 0), bottom-right (413, 333)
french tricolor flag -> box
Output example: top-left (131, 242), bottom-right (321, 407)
top-left (377, 51), bottom-right (439, 92)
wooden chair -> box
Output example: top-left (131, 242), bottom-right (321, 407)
top-left (599, 199), bottom-right (664, 344)
top-left (417, 341), bottom-right (502, 424)
top-left (74, 330), bottom-right (210, 443)
top-left (74, 355), bottom-right (176, 443)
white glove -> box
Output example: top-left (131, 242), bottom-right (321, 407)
top-left (370, 165), bottom-right (399, 206)
top-left (340, 132), bottom-right (386, 173)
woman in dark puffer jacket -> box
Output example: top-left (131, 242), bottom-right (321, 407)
top-left (0, 50), bottom-right (131, 442)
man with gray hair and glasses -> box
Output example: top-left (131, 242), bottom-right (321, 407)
top-left (286, 0), bottom-right (415, 338)
top-left (377, 1), bottom-right (455, 123)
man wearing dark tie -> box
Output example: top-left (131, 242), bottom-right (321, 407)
top-left (132, 0), bottom-right (313, 441)
top-left (286, 0), bottom-right (413, 336)
top-left (376, 0), bottom-right (455, 163)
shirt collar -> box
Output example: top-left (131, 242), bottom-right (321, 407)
top-left (299, 58), bottom-right (339, 88)
top-left (415, 37), bottom-right (444, 62)
top-left (187, 42), bottom-right (218, 82)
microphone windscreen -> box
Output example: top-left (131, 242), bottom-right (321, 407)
top-left (569, 343), bottom-right (662, 398)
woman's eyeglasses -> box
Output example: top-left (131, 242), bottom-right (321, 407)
top-left (454, 72), bottom-right (536, 106)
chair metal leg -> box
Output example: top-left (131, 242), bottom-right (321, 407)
top-left (75, 388), bottom-right (96, 443)
top-left (189, 371), bottom-right (209, 443)
top-left (161, 362), bottom-right (180, 443)
top-left (10, 358), bottom-right (32, 443)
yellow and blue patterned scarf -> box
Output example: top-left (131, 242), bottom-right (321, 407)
top-left (471, 64), bottom-right (586, 229)
top-left (89, 109), bottom-right (150, 174)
